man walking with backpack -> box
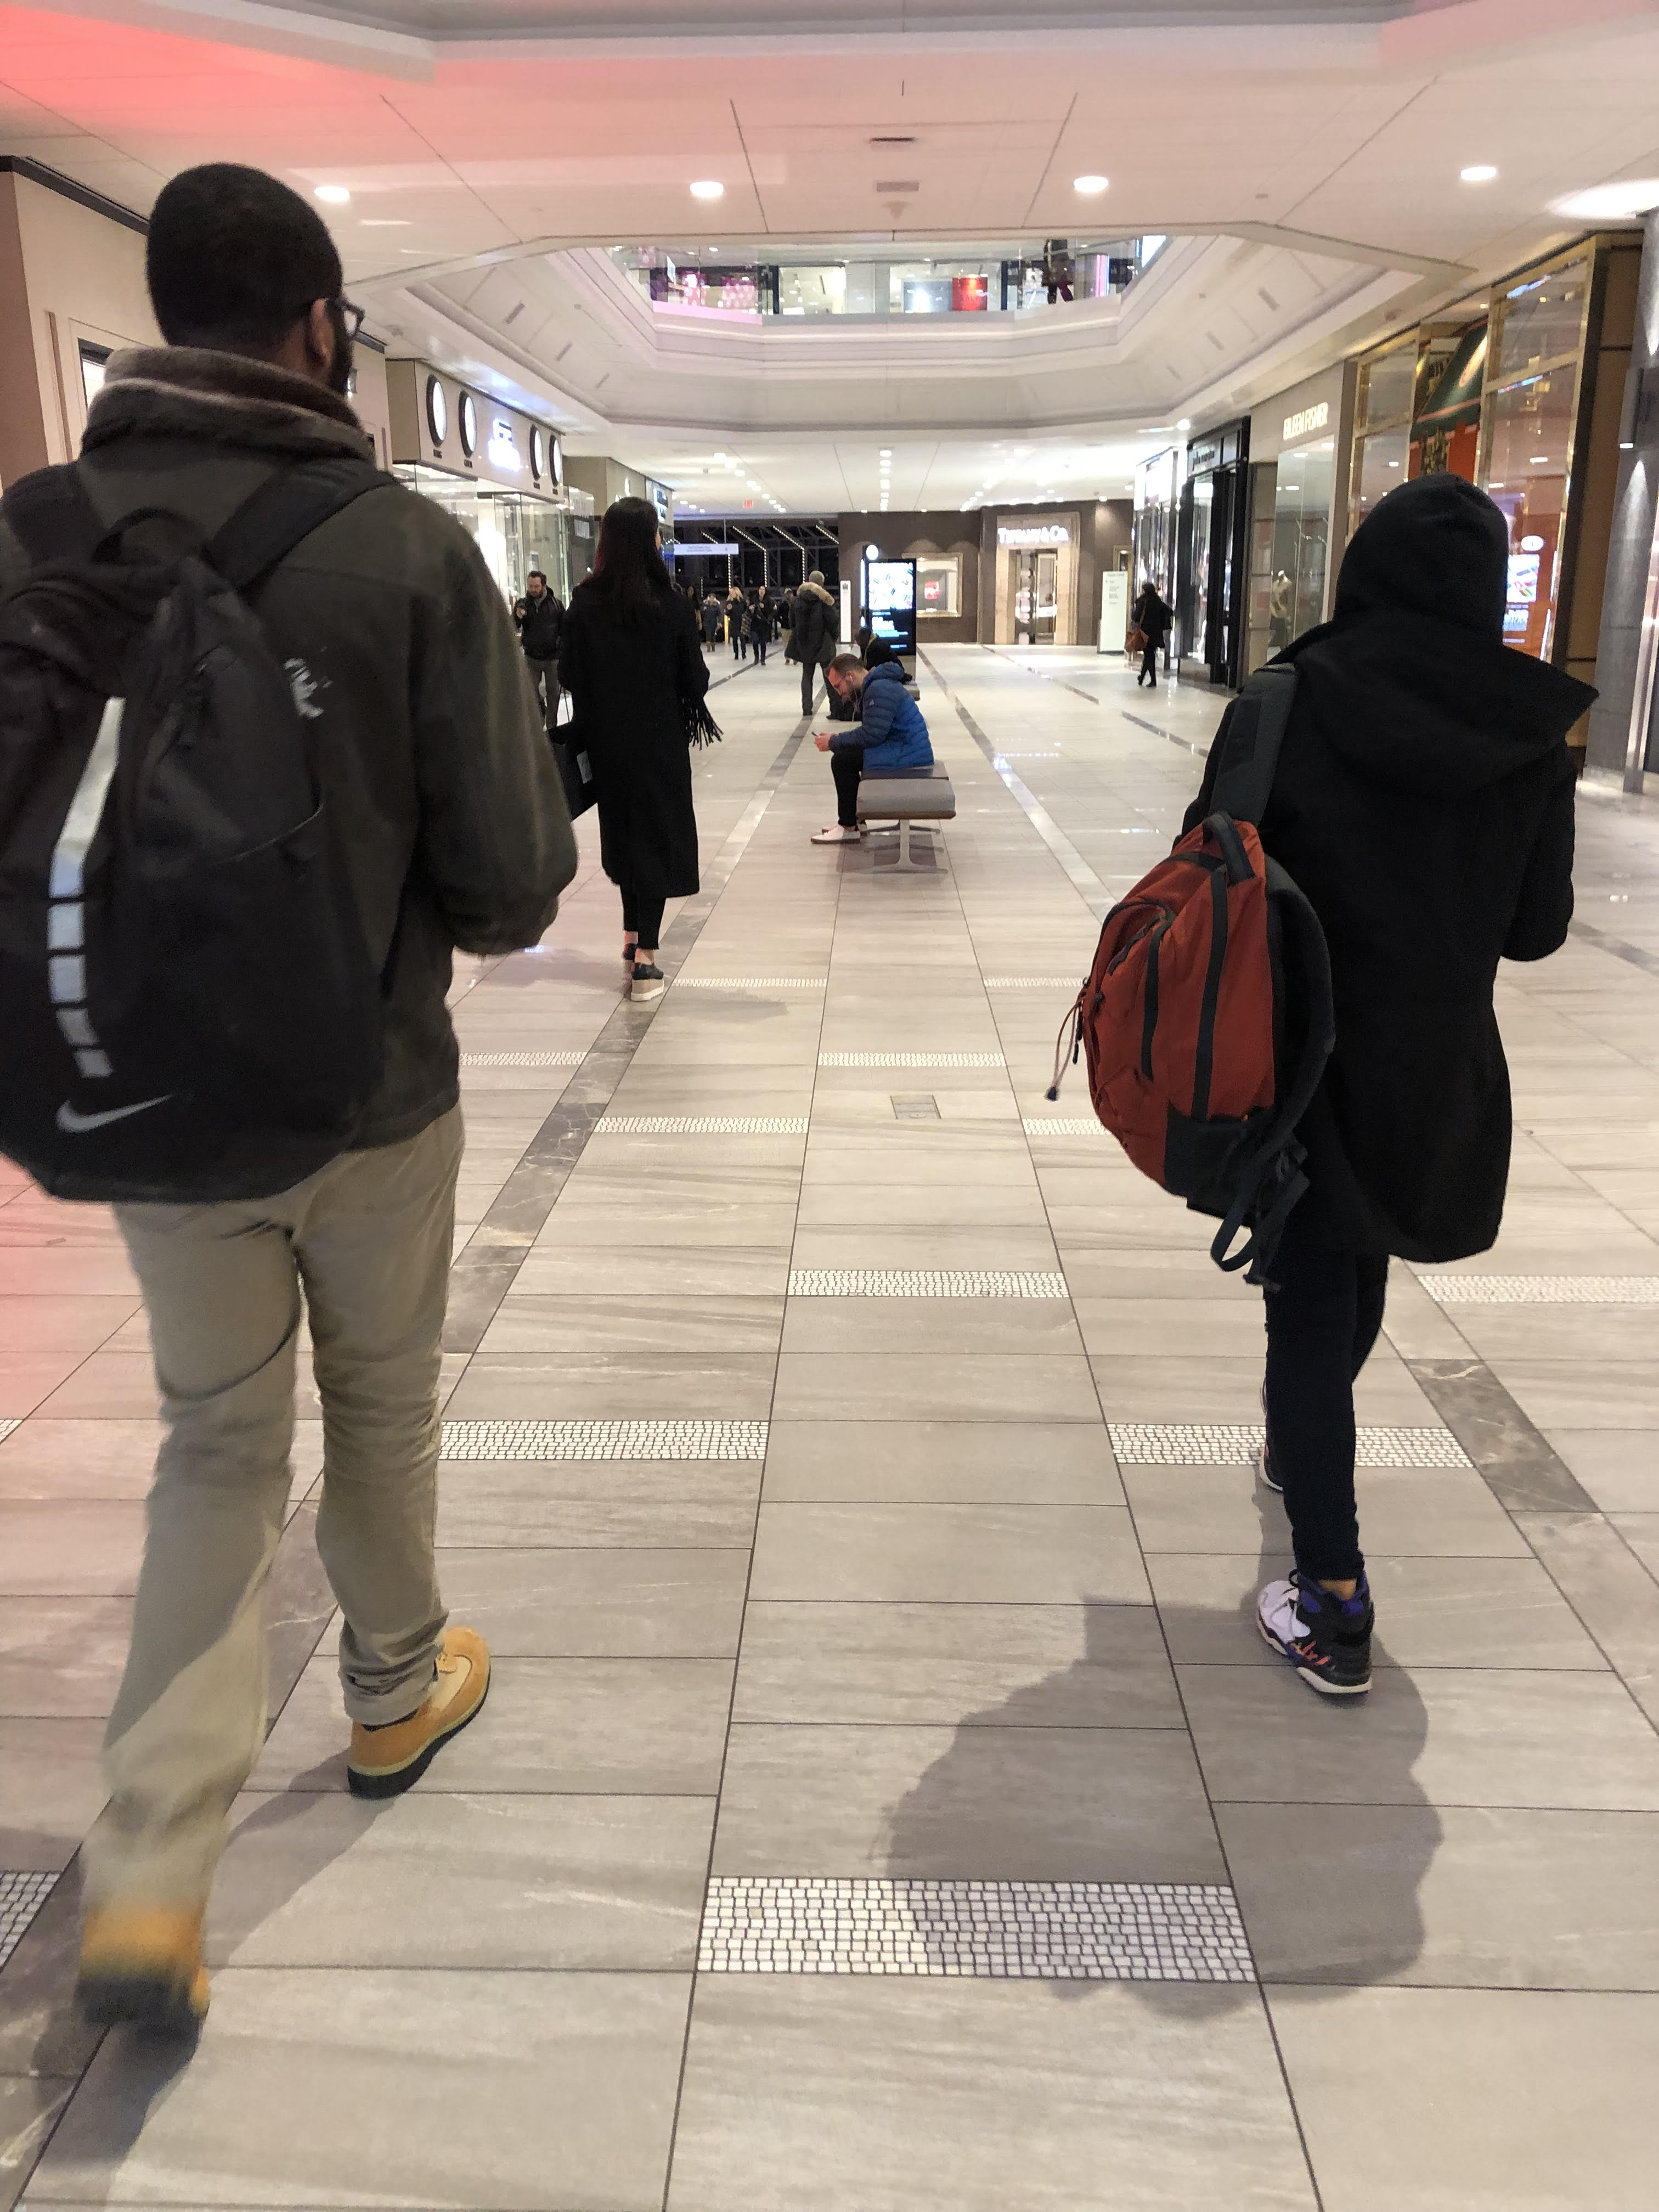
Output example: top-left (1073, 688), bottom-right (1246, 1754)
top-left (0, 163), bottom-right (576, 2030)
top-left (1181, 475), bottom-right (1587, 1696)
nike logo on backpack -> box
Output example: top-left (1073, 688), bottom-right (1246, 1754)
top-left (55, 1096), bottom-right (172, 1135)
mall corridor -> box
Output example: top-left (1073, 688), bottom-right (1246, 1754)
top-left (5, 651), bottom-right (1659, 2209)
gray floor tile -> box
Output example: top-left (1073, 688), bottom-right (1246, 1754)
top-left (1146, 1553), bottom-right (1607, 1669)
top-left (772, 1352), bottom-right (1103, 1424)
top-left (0, 1596), bottom-right (133, 1717)
top-left (431, 1547), bottom-right (750, 1656)
top-left (1516, 1511), bottom-right (1659, 1717)
top-left (712, 1722), bottom-right (1223, 1881)
top-left (0, 1719), bottom-right (108, 1871)
top-left (749, 1502), bottom-right (1150, 1603)
top-left (733, 1601), bottom-right (1182, 1727)
top-left (760, 1419), bottom-right (1124, 1503)
top-left (1269, 1985), bottom-right (1659, 2212)
top-left (438, 1480), bottom-right (755, 1548)
top-left (1124, 1465), bottom-right (1529, 1557)
top-left (1181, 1663), bottom-right (1659, 1809)
top-left (1542, 1427), bottom-right (1659, 1512)
top-left (476, 1294), bottom-right (783, 1358)
top-left (29, 1968), bottom-right (690, 2209)
top-left (778, 1297), bottom-right (1085, 1355)
top-left (1221, 1803), bottom-right (1659, 1989)
top-left (442, 1351), bottom-right (778, 1419)
top-left (255, 1654), bottom-right (733, 1795)
top-left (667, 1980), bottom-right (1317, 2212)
top-left (0, 1500), bottom-right (146, 1595)
top-left (0, 1419), bottom-right (159, 1499)
top-left (1, 2075), bottom-right (77, 2206)
top-left (208, 1791), bottom-right (712, 1968)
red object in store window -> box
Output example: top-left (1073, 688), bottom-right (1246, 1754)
top-left (952, 275), bottom-right (989, 312)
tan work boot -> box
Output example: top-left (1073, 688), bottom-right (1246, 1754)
top-left (346, 1626), bottom-right (490, 1799)
top-left (77, 1905), bottom-right (211, 2033)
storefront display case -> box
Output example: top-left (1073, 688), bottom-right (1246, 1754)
top-left (1476, 249), bottom-right (1598, 662)
top-left (1410, 320), bottom-right (1487, 483)
top-left (1178, 420), bottom-right (1250, 685)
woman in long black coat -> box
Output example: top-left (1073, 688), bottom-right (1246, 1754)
top-left (1182, 473), bottom-right (1588, 1697)
top-left (1130, 580), bottom-right (1171, 686)
top-left (558, 498), bottom-right (710, 1003)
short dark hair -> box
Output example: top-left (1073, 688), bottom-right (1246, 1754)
top-left (147, 164), bottom-right (343, 352)
top-left (589, 496), bottom-right (673, 619)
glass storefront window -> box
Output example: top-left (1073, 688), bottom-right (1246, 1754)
top-left (1268, 437), bottom-right (1336, 649)
top-left (393, 465), bottom-right (570, 605)
top-left (1479, 251), bottom-right (1594, 662)
top-left (1355, 340), bottom-right (1416, 436)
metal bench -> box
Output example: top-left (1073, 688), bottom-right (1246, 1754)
top-left (857, 765), bottom-right (956, 874)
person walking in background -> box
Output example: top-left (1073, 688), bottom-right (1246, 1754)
top-left (0, 162), bottom-right (575, 2033)
top-left (790, 567), bottom-right (839, 716)
top-left (559, 496), bottom-right (712, 1003)
top-left (747, 589), bottom-right (772, 665)
top-left (726, 584), bottom-right (748, 659)
top-left (701, 588), bottom-right (723, 652)
top-left (518, 566), bottom-right (565, 729)
top-left (1181, 474), bottom-right (1588, 1697)
top-left (1131, 578), bottom-right (1171, 686)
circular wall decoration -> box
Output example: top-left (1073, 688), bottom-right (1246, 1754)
top-left (529, 425), bottom-right (545, 483)
top-left (551, 437), bottom-right (563, 487)
top-left (458, 392), bottom-right (477, 458)
top-left (425, 374), bottom-right (447, 448)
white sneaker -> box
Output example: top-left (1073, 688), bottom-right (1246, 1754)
top-left (811, 823), bottom-right (863, 844)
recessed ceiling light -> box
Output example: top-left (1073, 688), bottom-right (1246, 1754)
top-left (314, 184), bottom-right (351, 204)
top-left (1074, 175), bottom-right (1109, 195)
top-left (879, 448), bottom-right (893, 456)
top-left (1460, 165), bottom-right (1498, 184)
top-left (360, 219), bottom-right (411, 228)
top-left (1531, 454), bottom-right (1550, 464)
top-left (1176, 419), bottom-right (1192, 433)
top-left (690, 179), bottom-right (725, 200)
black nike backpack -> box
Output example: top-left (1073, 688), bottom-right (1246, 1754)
top-left (0, 455), bottom-right (392, 1202)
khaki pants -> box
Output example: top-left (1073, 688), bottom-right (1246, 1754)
top-left (84, 1108), bottom-right (464, 1912)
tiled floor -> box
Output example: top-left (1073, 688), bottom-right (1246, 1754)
top-left (4, 645), bottom-right (1659, 2209)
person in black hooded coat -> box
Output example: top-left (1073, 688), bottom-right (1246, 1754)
top-left (1182, 473), bottom-right (1592, 1697)
top-left (558, 496), bottom-right (709, 1002)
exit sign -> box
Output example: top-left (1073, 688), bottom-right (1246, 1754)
top-left (743, 498), bottom-right (754, 507)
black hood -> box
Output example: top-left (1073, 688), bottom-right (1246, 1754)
top-left (1283, 473), bottom-right (1594, 799)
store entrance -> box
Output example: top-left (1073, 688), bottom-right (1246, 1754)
top-left (1013, 549), bottom-right (1058, 644)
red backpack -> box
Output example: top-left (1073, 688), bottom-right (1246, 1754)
top-left (1050, 668), bottom-right (1334, 1280)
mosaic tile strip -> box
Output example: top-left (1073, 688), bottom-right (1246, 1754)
top-left (1419, 1273), bottom-right (1659, 1305)
top-left (698, 1877), bottom-right (1254, 1982)
top-left (987, 977), bottom-right (1085, 989)
top-left (789, 1269), bottom-right (1068, 1299)
top-left (1023, 1117), bottom-right (1107, 1136)
top-left (0, 1418), bottom-right (19, 1446)
top-left (1108, 1422), bottom-right (1471, 1468)
top-left (819, 1052), bottom-right (1006, 1068)
top-left (441, 1418), bottom-right (767, 1462)
top-left (594, 1116), bottom-right (809, 1135)
top-left (674, 977), bottom-right (826, 990)
top-left (0, 1871), bottom-right (58, 1974)
top-left (459, 1051), bottom-right (585, 1067)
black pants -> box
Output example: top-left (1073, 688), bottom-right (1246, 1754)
top-left (526, 657), bottom-right (560, 729)
top-left (731, 630), bottom-right (744, 659)
top-left (831, 745), bottom-right (864, 828)
top-left (753, 636), bottom-right (768, 664)
top-left (801, 656), bottom-right (825, 716)
top-left (1262, 1212), bottom-right (1390, 1584)
top-left (619, 885), bottom-right (665, 950)
top-left (1138, 639), bottom-right (1159, 685)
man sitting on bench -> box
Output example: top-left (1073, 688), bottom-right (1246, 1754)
top-left (811, 651), bottom-right (933, 845)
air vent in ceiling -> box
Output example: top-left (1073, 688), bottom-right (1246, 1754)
top-left (876, 180), bottom-right (921, 195)
top-left (504, 301), bottom-right (524, 326)
top-left (1257, 286), bottom-right (1279, 312)
top-left (870, 134), bottom-right (917, 145)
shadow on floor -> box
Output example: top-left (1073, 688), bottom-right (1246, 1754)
top-left (882, 1480), bottom-right (1437, 2006)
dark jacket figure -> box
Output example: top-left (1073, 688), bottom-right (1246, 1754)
top-left (700, 591), bottom-right (723, 644)
top-left (559, 515), bottom-right (709, 910)
top-left (1132, 582), bottom-right (1171, 645)
top-left (1184, 473), bottom-right (1590, 1262)
top-left (518, 578), bottom-right (563, 660)
top-left (0, 346), bottom-right (575, 1150)
top-left (791, 572), bottom-right (838, 710)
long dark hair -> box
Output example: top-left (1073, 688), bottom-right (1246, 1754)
top-left (588, 495), bottom-right (673, 619)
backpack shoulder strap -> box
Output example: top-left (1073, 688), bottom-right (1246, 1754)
top-left (205, 456), bottom-right (394, 593)
top-left (0, 464), bottom-right (105, 565)
top-left (1205, 664), bottom-right (1298, 826)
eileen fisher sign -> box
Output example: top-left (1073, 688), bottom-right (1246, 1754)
top-left (1282, 400), bottom-right (1331, 442)
top-left (997, 522), bottom-right (1070, 547)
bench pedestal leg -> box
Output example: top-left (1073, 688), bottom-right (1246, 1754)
top-left (887, 817), bottom-right (932, 874)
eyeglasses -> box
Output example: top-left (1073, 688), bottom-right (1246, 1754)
top-left (332, 298), bottom-right (365, 340)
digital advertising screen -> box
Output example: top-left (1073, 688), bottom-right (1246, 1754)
top-left (866, 558), bottom-right (918, 656)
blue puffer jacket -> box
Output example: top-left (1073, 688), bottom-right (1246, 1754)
top-left (832, 659), bottom-right (934, 770)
